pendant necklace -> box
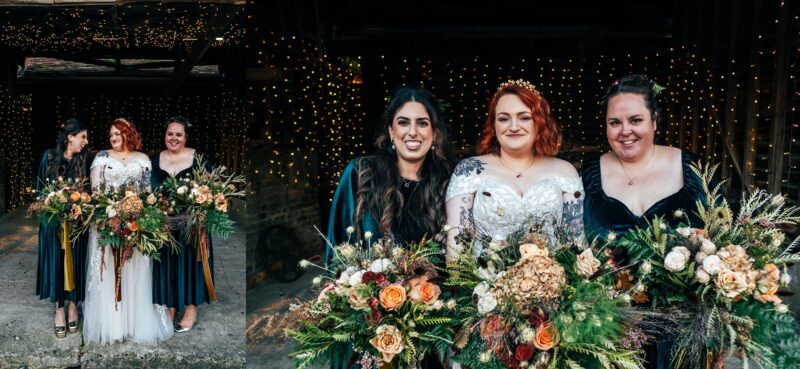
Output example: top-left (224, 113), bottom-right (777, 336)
top-left (498, 155), bottom-right (535, 179)
top-left (618, 146), bottom-right (656, 186)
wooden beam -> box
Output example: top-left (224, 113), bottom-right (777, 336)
top-left (721, 0), bottom-right (740, 184)
top-left (166, 3), bottom-right (239, 95)
top-left (767, 2), bottom-right (792, 194)
top-left (742, 2), bottom-right (762, 191)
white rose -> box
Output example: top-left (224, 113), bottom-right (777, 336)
top-left (336, 266), bottom-right (358, 285)
top-left (716, 270), bottom-right (749, 298)
top-left (673, 246), bottom-right (691, 259)
top-left (432, 300), bottom-right (444, 310)
top-left (702, 255), bottom-right (723, 275)
top-left (777, 304), bottom-right (790, 314)
top-left (370, 258), bottom-right (393, 273)
top-left (700, 239), bottom-right (717, 254)
top-left (575, 248), bottom-right (601, 277)
top-left (676, 227), bottom-right (692, 237)
top-left (695, 268), bottom-right (711, 284)
top-left (664, 250), bottom-right (688, 272)
top-left (348, 270), bottom-right (365, 287)
top-left (177, 186), bottom-right (188, 195)
top-left (695, 252), bottom-right (708, 264)
top-left (106, 205), bottom-right (117, 218)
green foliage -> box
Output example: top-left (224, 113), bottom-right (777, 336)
top-left (205, 209), bottom-right (235, 238)
top-left (553, 282), bottom-right (627, 349)
top-left (736, 301), bottom-right (800, 367)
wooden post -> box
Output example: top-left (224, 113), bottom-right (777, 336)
top-left (767, 1), bottom-right (792, 194)
top-left (721, 0), bottom-right (741, 185)
top-left (742, 2), bottom-right (763, 191)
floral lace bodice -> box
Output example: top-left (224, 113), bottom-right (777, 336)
top-left (446, 165), bottom-right (584, 242)
top-left (90, 150), bottom-right (152, 193)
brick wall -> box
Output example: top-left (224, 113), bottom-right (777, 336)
top-left (239, 141), bottom-right (325, 287)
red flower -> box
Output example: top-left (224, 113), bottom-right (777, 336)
top-left (514, 343), bottom-right (534, 362)
top-left (368, 297), bottom-right (379, 309)
top-left (365, 308), bottom-right (381, 323)
top-left (373, 273), bottom-right (387, 285)
top-left (362, 271), bottom-right (376, 283)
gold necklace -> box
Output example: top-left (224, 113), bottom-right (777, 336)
top-left (617, 146), bottom-right (656, 186)
top-left (498, 155), bottom-right (536, 179)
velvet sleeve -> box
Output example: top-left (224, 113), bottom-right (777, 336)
top-left (36, 150), bottom-right (50, 194)
top-left (326, 159), bottom-right (361, 264)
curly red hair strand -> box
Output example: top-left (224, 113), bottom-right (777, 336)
top-left (111, 118), bottom-right (142, 151)
top-left (477, 84), bottom-right (561, 157)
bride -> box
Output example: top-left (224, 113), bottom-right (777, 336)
top-left (445, 80), bottom-right (584, 260)
top-left (83, 118), bottom-right (173, 345)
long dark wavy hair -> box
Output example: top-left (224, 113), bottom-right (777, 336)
top-left (353, 87), bottom-right (454, 241)
top-left (45, 119), bottom-right (90, 180)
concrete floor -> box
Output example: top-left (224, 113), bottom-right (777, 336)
top-left (246, 269), bottom-right (326, 369)
top-left (0, 208), bottom-right (246, 369)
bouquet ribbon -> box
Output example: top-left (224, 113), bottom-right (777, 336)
top-left (197, 226), bottom-right (217, 302)
top-left (61, 219), bottom-right (74, 292)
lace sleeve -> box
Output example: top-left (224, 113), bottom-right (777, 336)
top-left (558, 177), bottom-right (586, 249)
top-left (444, 158), bottom-right (485, 261)
top-left (90, 151), bottom-right (109, 193)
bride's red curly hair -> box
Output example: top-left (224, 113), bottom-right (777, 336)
top-left (111, 118), bottom-right (142, 151)
top-left (477, 84), bottom-right (561, 156)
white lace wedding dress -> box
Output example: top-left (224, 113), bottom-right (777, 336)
top-left (83, 150), bottom-right (173, 345)
top-left (446, 158), bottom-right (584, 250)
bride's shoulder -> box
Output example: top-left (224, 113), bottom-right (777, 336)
top-left (539, 156), bottom-right (579, 179)
top-left (452, 154), bottom-right (493, 178)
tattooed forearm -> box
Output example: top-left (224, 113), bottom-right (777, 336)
top-left (562, 197), bottom-right (586, 248)
top-left (453, 158), bottom-right (486, 177)
top-left (459, 205), bottom-right (474, 229)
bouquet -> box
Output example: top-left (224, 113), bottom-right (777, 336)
top-left (161, 154), bottom-right (247, 301)
top-left (93, 185), bottom-right (177, 303)
top-left (29, 176), bottom-right (94, 292)
top-left (286, 229), bottom-right (456, 369)
top-left (612, 163), bottom-right (800, 368)
top-left (447, 220), bottom-right (645, 369)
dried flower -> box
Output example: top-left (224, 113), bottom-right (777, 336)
top-left (575, 248), bottom-right (601, 277)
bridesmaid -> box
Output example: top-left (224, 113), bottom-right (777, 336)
top-left (151, 116), bottom-right (214, 333)
top-left (36, 118), bottom-right (91, 338)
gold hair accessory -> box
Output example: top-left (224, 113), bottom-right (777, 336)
top-left (498, 79), bottom-right (539, 94)
top-left (116, 118), bottom-right (132, 127)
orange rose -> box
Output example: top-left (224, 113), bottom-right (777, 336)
top-left (369, 324), bottom-right (404, 362)
top-left (408, 276), bottom-right (441, 304)
top-left (763, 263), bottom-right (780, 282)
top-left (81, 192), bottom-right (91, 203)
top-left (479, 315), bottom-right (507, 341)
top-left (69, 191), bottom-right (81, 203)
top-left (755, 276), bottom-right (781, 305)
top-left (129, 221), bottom-right (140, 232)
top-left (379, 284), bottom-right (406, 310)
top-left (532, 322), bottom-right (559, 351)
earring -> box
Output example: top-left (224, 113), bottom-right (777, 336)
top-left (391, 144), bottom-right (396, 150)
top-left (431, 146), bottom-right (436, 151)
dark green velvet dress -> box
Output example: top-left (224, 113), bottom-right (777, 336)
top-left (151, 153), bottom-right (215, 309)
top-left (581, 150), bottom-right (715, 369)
top-left (35, 149), bottom-right (91, 306)
top-left (327, 157), bottom-right (443, 369)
